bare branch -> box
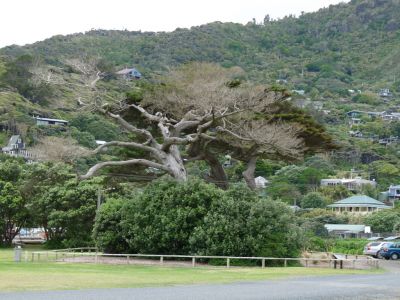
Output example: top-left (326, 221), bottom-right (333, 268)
top-left (93, 141), bottom-right (160, 156)
top-left (98, 107), bottom-right (156, 144)
top-left (79, 159), bottom-right (170, 180)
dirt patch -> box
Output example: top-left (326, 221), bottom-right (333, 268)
top-left (59, 255), bottom-right (208, 267)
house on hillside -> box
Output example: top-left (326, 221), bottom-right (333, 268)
top-left (327, 195), bottom-right (391, 215)
top-left (35, 117), bottom-right (68, 126)
top-left (386, 185), bottom-right (400, 201)
top-left (1, 135), bottom-right (33, 162)
top-left (321, 177), bottom-right (376, 191)
top-left (379, 88), bottom-right (392, 98)
top-left (115, 67), bottom-right (142, 79)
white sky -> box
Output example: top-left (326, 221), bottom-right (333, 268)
top-left (0, 0), bottom-right (348, 48)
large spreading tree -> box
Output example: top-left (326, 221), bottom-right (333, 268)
top-left (80, 62), bottom-right (334, 189)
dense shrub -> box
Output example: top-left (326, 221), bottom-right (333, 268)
top-left (93, 179), bottom-right (302, 258)
top-left (92, 198), bottom-right (128, 253)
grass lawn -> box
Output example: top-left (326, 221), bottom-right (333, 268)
top-left (0, 248), bottom-right (382, 292)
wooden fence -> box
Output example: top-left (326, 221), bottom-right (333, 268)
top-left (21, 248), bottom-right (380, 270)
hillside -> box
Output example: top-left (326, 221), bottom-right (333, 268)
top-left (2, 0), bottom-right (400, 93)
top-left (1, 0), bottom-right (400, 195)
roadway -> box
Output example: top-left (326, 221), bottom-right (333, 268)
top-left (1, 261), bottom-right (399, 300)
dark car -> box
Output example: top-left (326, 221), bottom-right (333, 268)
top-left (381, 243), bottom-right (400, 260)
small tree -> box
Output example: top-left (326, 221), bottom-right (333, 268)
top-left (301, 192), bottom-right (327, 209)
top-left (0, 181), bottom-right (28, 245)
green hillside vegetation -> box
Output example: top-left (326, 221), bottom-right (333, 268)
top-left (0, 0), bottom-right (400, 217)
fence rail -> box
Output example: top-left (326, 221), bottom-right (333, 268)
top-left (23, 248), bottom-right (380, 270)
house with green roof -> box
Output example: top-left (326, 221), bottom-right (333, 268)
top-left (327, 195), bottom-right (392, 215)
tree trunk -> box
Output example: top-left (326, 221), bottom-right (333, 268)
top-left (163, 150), bottom-right (187, 181)
top-left (204, 152), bottom-right (229, 189)
top-left (242, 156), bottom-right (258, 190)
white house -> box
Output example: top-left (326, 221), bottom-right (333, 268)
top-left (35, 117), bottom-right (68, 126)
top-left (327, 195), bottom-right (391, 215)
top-left (1, 135), bottom-right (33, 162)
top-left (321, 177), bottom-right (376, 191)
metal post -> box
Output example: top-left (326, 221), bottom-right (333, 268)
top-left (192, 257), bottom-right (196, 267)
top-left (261, 259), bottom-right (265, 269)
top-left (160, 256), bottom-right (164, 265)
top-left (127, 255), bottom-right (129, 264)
top-left (227, 258), bottom-right (230, 268)
top-left (14, 246), bottom-right (22, 262)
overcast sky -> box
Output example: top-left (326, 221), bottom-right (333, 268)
top-left (0, 0), bottom-right (348, 48)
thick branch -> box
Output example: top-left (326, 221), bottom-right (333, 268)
top-left (99, 107), bottom-right (156, 144)
top-left (80, 159), bottom-right (170, 180)
top-left (129, 104), bottom-right (164, 123)
top-left (93, 141), bottom-right (160, 156)
top-left (204, 151), bottom-right (229, 190)
top-left (242, 156), bottom-right (258, 190)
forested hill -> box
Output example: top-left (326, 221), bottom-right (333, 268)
top-left (1, 0), bottom-right (400, 95)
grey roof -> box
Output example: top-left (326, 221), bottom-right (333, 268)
top-left (7, 135), bottom-right (21, 147)
top-left (36, 117), bottom-right (68, 123)
top-left (2, 135), bottom-right (21, 151)
top-left (324, 224), bottom-right (366, 233)
top-left (116, 68), bottom-right (138, 75)
top-left (327, 195), bottom-right (391, 208)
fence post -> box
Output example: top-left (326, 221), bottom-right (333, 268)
top-left (46, 251), bottom-right (49, 262)
top-left (192, 257), bottom-right (196, 268)
top-left (352, 260), bottom-right (355, 269)
top-left (340, 260), bottom-right (343, 269)
top-left (127, 255), bottom-right (130, 264)
top-left (226, 258), bottom-right (230, 268)
top-left (305, 259), bottom-right (308, 267)
top-left (55, 252), bottom-right (58, 261)
top-left (37, 253), bottom-right (40, 262)
top-left (31, 252), bottom-right (34, 262)
top-left (24, 251), bottom-right (28, 262)
top-left (160, 256), bottom-right (164, 265)
top-left (95, 251), bottom-right (98, 264)
top-left (284, 259), bottom-right (287, 267)
top-left (261, 259), bottom-right (265, 269)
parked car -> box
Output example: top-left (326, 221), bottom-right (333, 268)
top-left (363, 242), bottom-right (394, 258)
top-left (381, 243), bottom-right (400, 260)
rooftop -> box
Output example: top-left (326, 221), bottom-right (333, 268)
top-left (327, 195), bottom-right (391, 208)
top-left (325, 224), bottom-right (366, 233)
top-left (35, 117), bottom-right (68, 123)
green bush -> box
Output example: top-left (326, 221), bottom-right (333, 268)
top-left (93, 179), bottom-right (302, 258)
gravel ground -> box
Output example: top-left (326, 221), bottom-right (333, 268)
top-left (2, 263), bottom-right (400, 300)
top-left (1, 273), bottom-right (399, 300)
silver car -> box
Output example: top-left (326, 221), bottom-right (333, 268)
top-left (363, 242), bottom-right (393, 258)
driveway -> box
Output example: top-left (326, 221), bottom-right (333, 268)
top-left (2, 262), bottom-right (400, 300)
